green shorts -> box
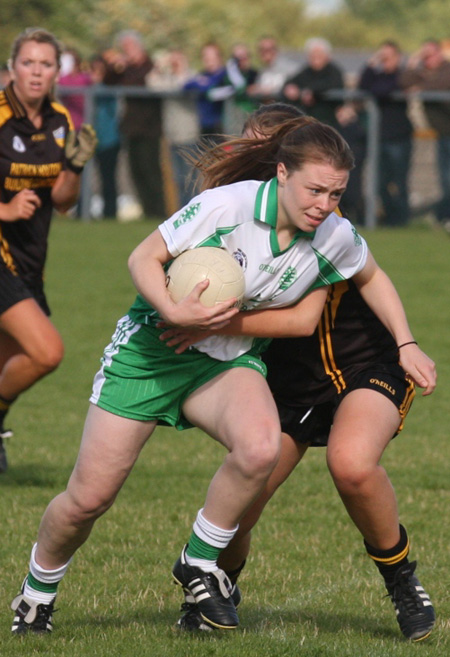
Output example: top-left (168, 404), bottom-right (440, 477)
top-left (90, 315), bottom-right (267, 430)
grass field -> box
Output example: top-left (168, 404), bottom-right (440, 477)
top-left (0, 218), bottom-right (449, 657)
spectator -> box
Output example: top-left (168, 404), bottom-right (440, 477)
top-left (400, 39), bottom-right (450, 230)
top-left (183, 42), bottom-right (227, 141)
top-left (335, 102), bottom-right (367, 226)
top-left (208, 43), bottom-right (259, 134)
top-left (226, 43), bottom-right (259, 115)
top-left (90, 54), bottom-right (121, 219)
top-left (58, 48), bottom-right (93, 219)
top-left (58, 48), bottom-right (92, 131)
top-left (359, 41), bottom-right (414, 227)
top-left (247, 36), bottom-right (295, 100)
top-left (283, 37), bottom-right (344, 128)
top-left (103, 30), bottom-right (165, 219)
top-left (147, 49), bottom-right (200, 208)
top-left (283, 38), bottom-right (365, 224)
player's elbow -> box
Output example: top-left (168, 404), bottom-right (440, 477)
top-left (53, 200), bottom-right (75, 214)
top-left (301, 320), bottom-right (318, 337)
top-left (288, 317), bottom-right (318, 338)
top-left (128, 247), bottom-right (140, 276)
top-left (52, 191), bottom-right (79, 214)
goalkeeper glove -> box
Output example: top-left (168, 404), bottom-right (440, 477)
top-left (65, 124), bottom-right (98, 174)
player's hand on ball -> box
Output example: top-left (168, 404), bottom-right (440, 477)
top-left (164, 279), bottom-right (240, 330)
top-left (65, 124), bottom-right (98, 173)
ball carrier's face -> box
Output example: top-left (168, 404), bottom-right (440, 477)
top-left (276, 161), bottom-right (348, 244)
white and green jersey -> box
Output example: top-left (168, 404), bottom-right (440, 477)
top-left (129, 178), bottom-right (368, 361)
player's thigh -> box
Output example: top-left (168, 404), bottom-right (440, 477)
top-left (67, 404), bottom-right (157, 507)
top-left (327, 388), bottom-right (401, 470)
top-left (182, 367), bottom-right (280, 452)
top-left (0, 329), bottom-right (22, 370)
top-left (0, 298), bottom-right (63, 360)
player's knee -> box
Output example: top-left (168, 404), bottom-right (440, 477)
top-left (65, 489), bottom-right (115, 527)
top-left (234, 424), bottom-right (281, 479)
top-left (327, 453), bottom-right (373, 494)
top-left (33, 338), bottom-right (64, 375)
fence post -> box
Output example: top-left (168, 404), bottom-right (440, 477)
top-left (79, 86), bottom-right (95, 221)
top-left (363, 96), bottom-right (380, 230)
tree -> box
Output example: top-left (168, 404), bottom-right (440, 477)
top-left (2, 0), bottom-right (450, 73)
top-left (342, 0), bottom-right (450, 47)
top-left (89, 0), bottom-right (308, 59)
top-left (0, 0), bottom-right (96, 63)
top-left (343, 0), bottom-right (426, 22)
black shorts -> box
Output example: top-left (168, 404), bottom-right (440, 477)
top-left (0, 262), bottom-right (50, 316)
top-left (275, 363), bottom-right (415, 447)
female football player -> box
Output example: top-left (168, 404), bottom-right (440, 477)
top-left (169, 103), bottom-right (436, 642)
top-left (0, 27), bottom-right (97, 472)
top-left (10, 110), bottom-right (434, 637)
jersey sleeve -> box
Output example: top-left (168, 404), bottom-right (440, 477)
top-left (158, 185), bottom-right (253, 257)
top-left (312, 215), bottom-right (368, 285)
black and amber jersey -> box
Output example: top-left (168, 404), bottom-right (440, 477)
top-left (263, 279), bottom-right (400, 407)
top-left (0, 83), bottom-right (73, 288)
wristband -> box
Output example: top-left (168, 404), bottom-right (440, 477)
top-left (66, 160), bottom-right (84, 175)
top-left (397, 341), bottom-right (417, 350)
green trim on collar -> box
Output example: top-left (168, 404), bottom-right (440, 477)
top-left (256, 177), bottom-right (316, 256)
top-left (255, 178), bottom-right (278, 226)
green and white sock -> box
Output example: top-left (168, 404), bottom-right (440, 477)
top-left (23, 543), bottom-right (72, 605)
top-left (186, 508), bottom-right (238, 572)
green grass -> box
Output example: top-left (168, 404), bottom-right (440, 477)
top-left (0, 218), bottom-right (449, 656)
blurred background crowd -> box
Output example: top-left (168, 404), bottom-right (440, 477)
top-left (3, 27), bottom-right (450, 230)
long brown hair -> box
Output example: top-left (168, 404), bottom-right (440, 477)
top-left (192, 114), bottom-right (354, 191)
top-left (242, 102), bottom-right (305, 137)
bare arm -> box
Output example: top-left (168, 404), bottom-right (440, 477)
top-left (223, 287), bottom-right (327, 337)
top-left (128, 230), bottom-right (239, 329)
top-left (160, 286), bottom-right (329, 352)
top-left (51, 169), bottom-right (81, 213)
top-left (353, 251), bottom-right (436, 395)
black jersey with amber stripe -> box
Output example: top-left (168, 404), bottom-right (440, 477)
top-left (0, 83), bottom-right (73, 288)
top-left (263, 279), bottom-right (399, 407)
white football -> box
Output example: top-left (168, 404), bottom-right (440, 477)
top-left (166, 247), bottom-right (245, 308)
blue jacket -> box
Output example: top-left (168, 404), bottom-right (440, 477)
top-left (183, 68), bottom-right (227, 131)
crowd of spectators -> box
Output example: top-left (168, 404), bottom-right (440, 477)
top-left (4, 32), bottom-right (450, 228)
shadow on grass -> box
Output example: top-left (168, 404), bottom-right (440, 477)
top-left (0, 463), bottom-right (71, 489)
top-left (66, 603), bottom-right (399, 642)
top-left (73, 608), bottom-right (231, 641)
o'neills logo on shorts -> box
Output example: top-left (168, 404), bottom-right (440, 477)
top-left (370, 378), bottom-right (395, 395)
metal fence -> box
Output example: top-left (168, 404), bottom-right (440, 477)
top-left (56, 85), bottom-right (447, 228)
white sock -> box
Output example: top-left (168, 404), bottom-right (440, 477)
top-left (186, 508), bottom-right (238, 572)
top-left (24, 543), bottom-right (72, 605)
